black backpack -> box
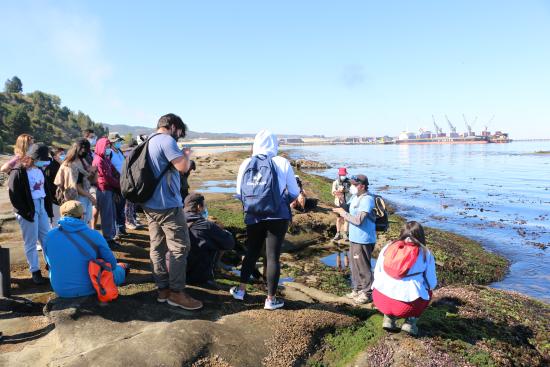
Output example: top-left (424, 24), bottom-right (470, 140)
top-left (120, 133), bottom-right (171, 203)
top-left (372, 194), bottom-right (389, 232)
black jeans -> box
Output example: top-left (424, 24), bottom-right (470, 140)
top-left (240, 219), bottom-right (289, 296)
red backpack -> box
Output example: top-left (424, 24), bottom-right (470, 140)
top-left (383, 240), bottom-right (424, 279)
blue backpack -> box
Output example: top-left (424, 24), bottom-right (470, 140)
top-left (240, 155), bottom-right (282, 216)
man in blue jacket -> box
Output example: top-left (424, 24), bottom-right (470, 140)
top-left (43, 200), bottom-right (127, 298)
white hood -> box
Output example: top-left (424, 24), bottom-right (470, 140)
top-left (252, 130), bottom-right (278, 157)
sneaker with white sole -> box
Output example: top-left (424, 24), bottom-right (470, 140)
top-left (345, 290), bottom-right (359, 299)
top-left (230, 286), bottom-right (245, 300)
top-left (353, 291), bottom-right (372, 305)
top-left (264, 297), bottom-right (284, 310)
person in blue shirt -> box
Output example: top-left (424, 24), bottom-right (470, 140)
top-left (333, 174), bottom-right (376, 304)
top-left (43, 200), bottom-right (127, 298)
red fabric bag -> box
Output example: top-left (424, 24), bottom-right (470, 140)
top-left (383, 240), bottom-right (421, 279)
top-left (89, 259), bottom-right (118, 302)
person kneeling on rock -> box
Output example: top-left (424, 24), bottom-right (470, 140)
top-left (371, 221), bottom-right (437, 336)
top-left (43, 200), bottom-right (128, 298)
top-left (184, 193), bottom-right (235, 287)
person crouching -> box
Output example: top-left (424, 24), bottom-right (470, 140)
top-left (183, 193), bottom-right (235, 287)
top-left (372, 221), bottom-right (437, 336)
top-left (43, 200), bottom-right (128, 298)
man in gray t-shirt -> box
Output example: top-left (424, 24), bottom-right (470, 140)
top-left (144, 133), bottom-right (183, 210)
top-left (142, 113), bottom-right (203, 311)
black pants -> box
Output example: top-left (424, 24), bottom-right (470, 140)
top-left (240, 219), bottom-right (289, 296)
top-left (350, 242), bottom-right (374, 293)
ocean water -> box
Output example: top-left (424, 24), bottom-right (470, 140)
top-left (289, 141), bottom-right (550, 302)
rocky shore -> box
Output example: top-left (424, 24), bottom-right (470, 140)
top-left (0, 150), bottom-right (548, 367)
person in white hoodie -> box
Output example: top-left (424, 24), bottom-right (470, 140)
top-left (230, 130), bottom-right (300, 310)
top-left (372, 221), bottom-right (437, 336)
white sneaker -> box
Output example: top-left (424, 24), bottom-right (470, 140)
top-left (230, 286), bottom-right (245, 300)
top-left (264, 297), bottom-right (284, 310)
top-left (353, 291), bottom-right (372, 305)
top-left (345, 290), bottom-right (359, 299)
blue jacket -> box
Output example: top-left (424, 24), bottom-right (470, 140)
top-left (44, 217), bottom-right (118, 298)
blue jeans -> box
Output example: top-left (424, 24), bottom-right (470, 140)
top-left (115, 196), bottom-right (126, 233)
top-left (96, 190), bottom-right (116, 241)
top-left (16, 198), bottom-right (50, 273)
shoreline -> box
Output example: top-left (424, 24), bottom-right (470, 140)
top-left (1, 150), bottom-right (549, 366)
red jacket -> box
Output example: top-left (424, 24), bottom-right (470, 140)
top-left (92, 137), bottom-right (120, 192)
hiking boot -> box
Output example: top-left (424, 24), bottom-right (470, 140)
top-left (382, 315), bottom-right (399, 331)
top-left (401, 317), bottom-right (419, 336)
top-left (353, 291), bottom-right (372, 305)
top-left (167, 291), bottom-right (203, 310)
top-left (332, 232), bottom-right (341, 242)
top-left (31, 270), bottom-right (47, 285)
top-left (264, 297), bottom-right (284, 310)
top-left (157, 288), bottom-right (171, 303)
top-left (345, 290), bottom-right (359, 299)
top-left (230, 286), bottom-right (246, 300)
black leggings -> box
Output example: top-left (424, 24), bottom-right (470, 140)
top-left (240, 219), bottom-right (289, 296)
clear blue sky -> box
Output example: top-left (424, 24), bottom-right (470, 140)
top-left (2, 1), bottom-right (550, 138)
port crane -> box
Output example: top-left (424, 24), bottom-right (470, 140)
top-left (463, 114), bottom-right (472, 135)
top-left (445, 115), bottom-right (457, 133)
top-left (432, 115), bottom-right (443, 135)
top-left (484, 115), bottom-right (495, 133)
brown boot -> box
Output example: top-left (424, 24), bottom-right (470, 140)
top-left (167, 291), bottom-right (203, 310)
top-left (157, 288), bottom-right (171, 303)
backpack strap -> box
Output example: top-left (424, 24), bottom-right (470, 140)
top-left (58, 227), bottom-right (99, 259)
top-left (146, 133), bottom-right (174, 183)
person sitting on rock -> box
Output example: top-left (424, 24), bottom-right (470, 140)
top-left (371, 221), bottom-right (437, 336)
top-left (43, 200), bottom-right (128, 298)
top-left (184, 193), bottom-right (235, 287)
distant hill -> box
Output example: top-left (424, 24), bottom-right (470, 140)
top-left (0, 79), bottom-right (107, 152)
top-left (103, 123), bottom-right (325, 140)
top-left (103, 123), bottom-right (256, 140)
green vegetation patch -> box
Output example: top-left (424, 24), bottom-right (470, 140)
top-left (307, 313), bottom-right (385, 367)
top-left (420, 286), bottom-right (550, 366)
top-left (297, 170), bottom-right (334, 205)
top-left (207, 194), bottom-right (246, 233)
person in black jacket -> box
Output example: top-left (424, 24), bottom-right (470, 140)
top-left (44, 150), bottom-right (61, 226)
top-left (8, 144), bottom-right (54, 284)
top-left (183, 193), bottom-right (235, 286)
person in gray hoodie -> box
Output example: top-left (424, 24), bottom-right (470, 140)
top-left (230, 130), bottom-right (300, 310)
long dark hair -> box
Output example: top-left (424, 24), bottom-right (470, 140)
top-left (394, 221), bottom-right (427, 259)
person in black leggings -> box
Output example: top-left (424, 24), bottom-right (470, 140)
top-left (230, 130), bottom-right (300, 310)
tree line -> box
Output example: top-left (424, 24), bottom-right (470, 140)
top-left (0, 76), bottom-right (108, 152)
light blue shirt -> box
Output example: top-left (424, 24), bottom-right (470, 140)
top-left (348, 193), bottom-right (376, 245)
top-left (143, 133), bottom-right (183, 210)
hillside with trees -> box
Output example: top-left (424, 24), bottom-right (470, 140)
top-left (0, 76), bottom-right (108, 152)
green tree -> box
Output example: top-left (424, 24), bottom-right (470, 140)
top-left (4, 76), bottom-right (23, 93)
top-left (6, 105), bottom-right (31, 139)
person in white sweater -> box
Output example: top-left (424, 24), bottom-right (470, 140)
top-left (372, 221), bottom-right (437, 336)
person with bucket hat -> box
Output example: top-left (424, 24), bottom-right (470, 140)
top-left (333, 174), bottom-right (376, 304)
top-left (8, 143), bottom-right (54, 284)
top-left (331, 167), bottom-right (351, 241)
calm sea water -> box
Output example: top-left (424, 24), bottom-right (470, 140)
top-left (289, 141), bottom-right (550, 303)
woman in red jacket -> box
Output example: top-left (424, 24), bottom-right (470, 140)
top-left (92, 137), bottom-right (121, 248)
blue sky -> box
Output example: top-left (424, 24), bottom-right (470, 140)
top-left (1, 1), bottom-right (550, 138)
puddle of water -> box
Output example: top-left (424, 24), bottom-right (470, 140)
top-left (199, 180), bottom-right (236, 194)
top-left (230, 268), bottom-right (294, 285)
top-left (321, 252), bottom-right (377, 269)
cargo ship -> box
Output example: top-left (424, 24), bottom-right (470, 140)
top-left (395, 115), bottom-right (511, 145)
